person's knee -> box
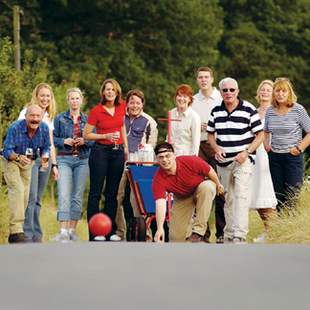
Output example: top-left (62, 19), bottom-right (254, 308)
top-left (199, 180), bottom-right (216, 198)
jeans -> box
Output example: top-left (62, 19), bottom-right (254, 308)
top-left (87, 144), bottom-right (125, 240)
top-left (57, 156), bottom-right (89, 221)
top-left (23, 158), bottom-right (51, 242)
top-left (268, 151), bottom-right (304, 209)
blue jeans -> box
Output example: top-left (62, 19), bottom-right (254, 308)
top-left (57, 156), bottom-right (89, 221)
top-left (23, 158), bottom-right (51, 242)
top-left (87, 144), bottom-right (124, 240)
top-left (268, 151), bottom-right (304, 209)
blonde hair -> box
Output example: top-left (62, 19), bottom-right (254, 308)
top-left (30, 83), bottom-right (56, 119)
top-left (272, 78), bottom-right (297, 108)
top-left (255, 80), bottom-right (274, 104)
top-left (67, 87), bottom-right (84, 103)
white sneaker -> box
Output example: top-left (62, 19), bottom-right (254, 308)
top-left (110, 234), bottom-right (122, 242)
top-left (53, 231), bottom-right (70, 243)
top-left (253, 233), bottom-right (265, 243)
top-left (232, 237), bottom-right (247, 244)
top-left (94, 235), bottom-right (106, 241)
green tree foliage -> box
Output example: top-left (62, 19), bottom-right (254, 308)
top-left (218, 0), bottom-right (310, 106)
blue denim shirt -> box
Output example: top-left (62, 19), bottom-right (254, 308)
top-left (3, 119), bottom-right (50, 160)
top-left (53, 110), bottom-right (93, 159)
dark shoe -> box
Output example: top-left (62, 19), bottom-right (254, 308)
top-left (189, 232), bottom-right (203, 243)
top-left (202, 234), bottom-right (210, 243)
top-left (216, 236), bottom-right (224, 244)
top-left (8, 233), bottom-right (25, 244)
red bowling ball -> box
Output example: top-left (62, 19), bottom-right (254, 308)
top-left (89, 213), bottom-right (112, 236)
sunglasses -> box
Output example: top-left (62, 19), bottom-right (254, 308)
top-left (222, 88), bottom-right (236, 93)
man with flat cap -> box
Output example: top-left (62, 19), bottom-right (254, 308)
top-left (152, 142), bottom-right (224, 242)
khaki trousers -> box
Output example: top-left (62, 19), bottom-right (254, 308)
top-left (170, 180), bottom-right (216, 242)
top-left (115, 170), bottom-right (141, 239)
top-left (2, 159), bottom-right (33, 234)
top-left (217, 159), bottom-right (253, 240)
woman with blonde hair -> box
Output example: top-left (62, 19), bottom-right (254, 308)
top-left (84, 78), bottom-right (128, 241)
top-left (53, 88), bottom-right (92, 242)
top-left (19, 82), bottom-right (59, 242)
top-left (250, 80), bottom-right (277, 243)
top-left (264, 78), bottom-right (310, 209)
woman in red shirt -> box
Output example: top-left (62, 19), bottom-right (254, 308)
top-left (84, 79), bottom-right (128, 241)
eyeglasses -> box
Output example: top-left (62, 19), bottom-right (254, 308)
top-left (222, 88), bottom-right (236, 93)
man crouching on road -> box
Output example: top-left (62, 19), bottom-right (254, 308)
top-left (152, 142), bottom-right (224, 242)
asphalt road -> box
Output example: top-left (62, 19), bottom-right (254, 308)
top-left (0, 243), bottom-right (309, 310)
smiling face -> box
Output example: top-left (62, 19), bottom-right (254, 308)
top-left (258, 83), bottom-right (273, 105)
top-left (127, 95), bottom-right (144, 118)
top-left (25, 105), bottom-right (43, 131)
top-left (68, 91), bottom-right (83, 112)
top-left (37, 87), bottom-right (52, 111)
top-left (274, 86), bottom-right (289, 106)
top-left (156, 150), bottom-right (176, 172)
top-left (175, 92), bottom-right (191, 113)
top-left (220, 81), bottom-right (239, 106)
top-left (102, 82), bottom-right (117, 103)
top-left (196, 70), bottom-right (214, 92)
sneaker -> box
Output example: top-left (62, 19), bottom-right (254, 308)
top-left (216, 236), bottom-right (225, 244)
top-left (8, 233), bottom-right (25, 244)
top-left (69, 231), bottom-right (79, 242)
top-left (94, 235), bottom-right (106, 241)
top-left (188, 232), bottom-right (203, 243)
top-left (232, 237), bottom-right (247, 244)
top-left (224, 237), bottom-right (233, 244)
top-left (53, 231), bottom-right (70, 243)
top-left (202, 234), bottom-right (210, 243)
top-left (110, 234), bottom-right (122, 242)
top-left (253, 233), bottom-right (265, 244)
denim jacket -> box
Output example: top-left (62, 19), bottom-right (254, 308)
top-left (53, 110), bottom-right (93, 159)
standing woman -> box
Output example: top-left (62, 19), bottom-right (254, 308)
top-left (83, 79), bottom-right (128, 241)
top-left (19, 83), bottom-right (59, 242)
top-left (53, 88), bottom-right (92, 242)
top-left (264, 78), bottom-right (310, 210)
top-left (250, 80), bottom-right (277, 242)
top-left (170, 84), bottom-right (201, 156)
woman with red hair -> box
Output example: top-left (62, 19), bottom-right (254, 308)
top-left (169, 84), bottom-right (201, 156)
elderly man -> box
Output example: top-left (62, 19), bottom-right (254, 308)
top-left (192, 66), bottom-right (225, 243)
top-left (207, 77), bottom-right (264, 244)
top-left (2, 104), bottom-right (51, 243)
top-left (152, 142), bottom-right (224, 243)
top-left (115, 89), bottom-right (158, 240)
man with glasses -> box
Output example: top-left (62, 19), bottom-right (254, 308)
top-left (152, 142), bottom-right (224, 242)
top-left (207, 77), bottom-right (264, 244)
top-left (192, 66), bottom-right (226, 243)
top-left (2, 105), bottom-right (50, 243)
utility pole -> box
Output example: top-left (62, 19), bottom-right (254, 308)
top-left (13, 5), bottom-right (21, 71)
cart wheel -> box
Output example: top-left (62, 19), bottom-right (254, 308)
top-left (126, 217), bottom-right (147, 242)
top-left (150, 218), bottom-right (169, 242)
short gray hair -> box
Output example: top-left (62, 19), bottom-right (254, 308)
top-left (219, 77), bottom-right (239, 90)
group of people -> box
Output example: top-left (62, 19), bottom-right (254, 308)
top-left (2, 66), bottom-right (310, 244)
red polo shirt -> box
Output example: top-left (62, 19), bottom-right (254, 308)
top-left (152, 156), bottom-right (211, 200)
top-left (87, 100), bottom-right (126, 144)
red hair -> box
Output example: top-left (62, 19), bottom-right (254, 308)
top-left (175, 84), bottom-right (193, 105)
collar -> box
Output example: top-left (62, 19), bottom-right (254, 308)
top-left (221, 97), bottom-right (243, 113)
top-left (197, 88), bottom-right (219, 100)
top-left (176, 106), bottom-right (191, 117)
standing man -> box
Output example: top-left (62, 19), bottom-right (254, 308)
top-left (192, 66), bottom-right (225, 243)
top-left (152, 142), bottom-right (224, 242)
top-left (115, 89), bottom-right (158, 239)
top-left (207, 77), bottom-right (264, 243)
top-left (2, 104), bottom-right (51, 243)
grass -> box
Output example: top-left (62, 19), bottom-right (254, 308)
top-left (0, 182), bottom-right (309, 244)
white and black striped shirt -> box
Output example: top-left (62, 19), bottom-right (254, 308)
top-left (207, 99), bottom-right (263, 166)
top-left (264, 103), bottom-right (310, 153)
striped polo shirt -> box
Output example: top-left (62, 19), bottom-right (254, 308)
top-left (207, 98), bottom-right (263, 166)
top-left (264, 103), bottom-right (310, 153)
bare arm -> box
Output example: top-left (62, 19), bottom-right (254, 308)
top-left (207, 167), bottom-right (224, 195)
top-left (49, 129), bottom-right (58, 180)
top-left (122, 123), bottom-right (128, 161)
top-left (208, 132), bottom-right (226, 161)
top-left (154, 198), bottom-right (167, 243)
top-left (290, 132), bottom-right (310, 156)
top-left (264, 131), bottom-right (271, 152)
